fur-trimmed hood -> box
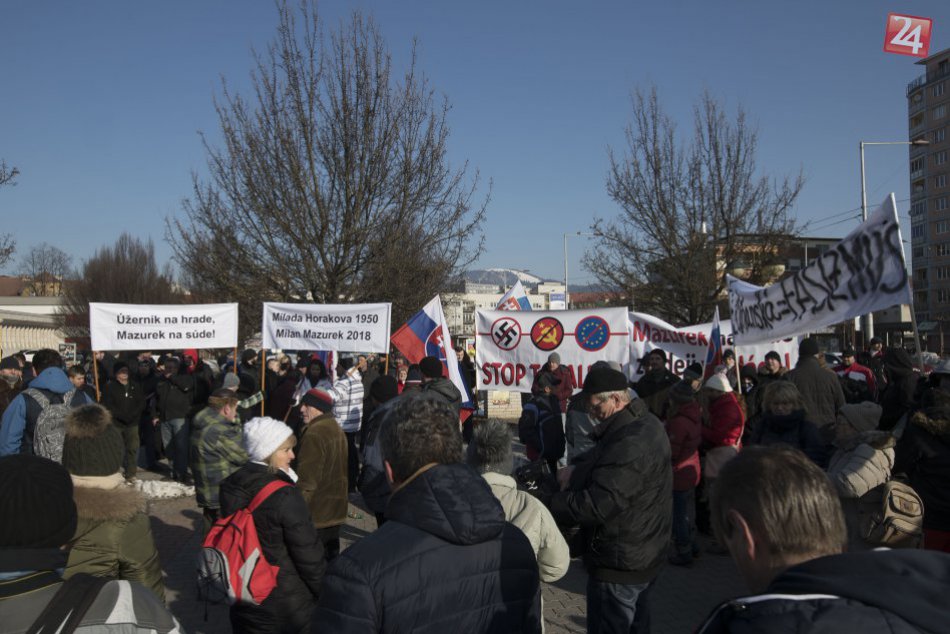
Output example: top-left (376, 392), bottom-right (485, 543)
top-left (65, 404), bottom-right (114, 439)
top-left (72, 479), bottom-right (146, 522)
top-left (910, 407), bottom-right (950, 441)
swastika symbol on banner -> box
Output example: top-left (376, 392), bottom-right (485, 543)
top-left (491, 318), bottom-right (522, 351)
top-left (530, 317), bottom-right (564, 351)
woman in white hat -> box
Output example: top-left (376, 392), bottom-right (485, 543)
top-left (219, 417), bottom-right (326, 633)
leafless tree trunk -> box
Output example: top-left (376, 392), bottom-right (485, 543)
top-left (18, 243), bottom-right (73, 296)
top-left (61, 234), bottom-right (181, 339)
top-left (167, 1), bottom-right (486, 336)
top-left (0, 161), bottom-right (17, 269)
top-left (585, 88), bottom-right (803, 325)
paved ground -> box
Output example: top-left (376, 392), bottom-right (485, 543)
top-left (146, 429), bottom-right (746, 633)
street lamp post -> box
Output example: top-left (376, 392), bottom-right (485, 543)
top-left (858, 139), bottom-right (929, 345)
top-left (564, 231), bottom-right (596, 309)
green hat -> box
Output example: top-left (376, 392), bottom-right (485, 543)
top-left (62, 405), bottom-right (124, 477)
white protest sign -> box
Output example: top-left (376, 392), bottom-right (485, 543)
top-left (628, 312), bottom-right (798, 381)
top-left (89, 303), bottom-right (238, 351)
top-left (475, 307), bottom-right (630, 392)
top-left (261, 302), bottom-right (391, 353)
top-left (729, 194), bottom-right (911, 345)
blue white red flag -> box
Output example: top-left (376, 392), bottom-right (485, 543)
top-left (391, 295), bottom-right (476, 421)
top-left (703, 306), bottom-right (723, 380)
top-left (496, 280), bottom-right (532, 311)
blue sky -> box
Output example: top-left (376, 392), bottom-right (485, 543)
top-left (1, 1), bottom-right (947, 286)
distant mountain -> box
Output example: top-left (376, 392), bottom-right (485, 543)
top-left (464, 268), bottom-right (551, 289)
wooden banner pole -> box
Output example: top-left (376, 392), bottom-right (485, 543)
top-left (260, 349), bottom-right (266, 415)
top-left (92, 350), bottom-right (101, 402)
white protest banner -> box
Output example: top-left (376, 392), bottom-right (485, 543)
top-left (628, 312), bottom-right (798, 382)
top-left (475, 308), bottom-right (630, 392)
top-left (90, 303), bottom-right (238, 351)
top-left (728, 194), bottom-right (911, 345)
top-left (261, 302), bottom-right (391, 353)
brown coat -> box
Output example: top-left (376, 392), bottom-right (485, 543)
top-left (0, 377), bottom-right (23, 419)
top-left (296, 412), bottom-right (348, 528)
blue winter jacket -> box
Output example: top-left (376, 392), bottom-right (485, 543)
top-left (0, 367), bottom-right (92, 456)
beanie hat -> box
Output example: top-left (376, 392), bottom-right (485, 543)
top-left (683, 362), bottom-right (703, 382)
top-left (704, 374), bottom-right (732, 393)
top-left (668, 380), bottom-right (696, 405)
top-left (222, 372), bottom-right (241, 390)
top-left (419, 356), bottom-right (444, 379)
top-left (740, 363), bottom-right (758, 383)
top-left (113, 361), bottom-right (129, 376)
top-left (764, 351), bottom-right (782, 363)
top-left (648, 349), bottom-right (667, 362)
top-left (405, 365), bottom-right (422, 384)
top-left (0, 356), bottom-right (19, 370)
top-left (243, 417), bottom-right (294, 463)
top-left (466, 419), bottom-right (514, 475)
top-left (582, 367), bottom-right (629, 394)
top-left (548, 353), bottom-right (561, 364)
top-left (839, 401), bottom-right (882, 433)
top-left (370, 375), bottom-right (399, 404)
top-left (301, 388), bottom-right (334, 413)
top-left (722, 349), bottom-right (735, 361)
top-left (0, 455), bottom-right (78, 553)
top-left (241, 349), bottom-right (258, 364)
top-left (799, 337), bottom-right (820, 357)
top-left (62, 405), bottom-right (124, 477)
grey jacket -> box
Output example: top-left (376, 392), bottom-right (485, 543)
top-left (827, 431), bottom-right (896, 499)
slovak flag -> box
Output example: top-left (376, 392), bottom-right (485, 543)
top-left (703, 306), bottom-right (723, 380)
top-left (391, 295), bottom-right (476, 421)
top-left (496, 280), bottom-right (532, 311)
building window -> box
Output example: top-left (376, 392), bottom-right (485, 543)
top-left (938, 289), bottom-right (950, 304)
top-left (938, 220), bottom-right (950, 234)
top-left (911, 200), bottom-right (927, 216)
top-left (938, 198), bottom-right (949, 212)
top-left (935, 128), bottom-right (948, 144)
top-left (913, 224), bottom-right (925, 238)
top-left (914, 246), bottom-right (925, 259)
top-left (935, 82), bottom-right (946, 98)
top-left (939, 266), bottom-right (950, 280)
top-left (912, 156), bottom-right (925, 172)
top-left (936, 175), bottom-right (948, 190)
top-left (937, 105), bottom-right (948, 120)
top-left (937, 151), bottom-right (949, 166)
top-left (935, 243), bottom-right (950, 257)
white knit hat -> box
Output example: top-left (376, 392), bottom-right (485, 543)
top-left (243, 417), bottom-right (294, 462)
top-left (704, 373), bottom-right (733, 393)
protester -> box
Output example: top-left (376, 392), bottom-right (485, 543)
top-left (747, 382), bottom-right (825, 467)
top-left (101, 361), bottom-right (147, 481)
top-left (419, 355), bottom-right (462, 415)
top-left (519, 372), bottom-right (566, 474)
top-left (665, 380), bottom-right (702, 567)
top-left (239, 348), bottom-right (260, 395)
top-left (634, 348), bottom-right (679, 418)
top-left (357, 375), bottom-right (400, 526)
top-left (0, 454), bottom-right (180, 632)
top-left (697, 446), bottom-right (950, 633)
top-left (467, 418), bottom-right (569, 583)
top-left (550, 366), bottom-right (672, 633)
top-left (402, 364), bottom-right (423, 393)
top-left (0, 355), bottom-right (24, 420)
top-left (531, 352), bottom-right (574, 415)
top-left (67, 364), bottom-right (98, 402)
top-left (894, 397), bottom-right (950, 552)
top-left (151, 357), bottom-right (195, 483)
top-left (60, 405), bottom-right (165, 601)
top-left (0, 348), bottom-right (93, 459)
top-left (296, 388), bottom-right (349, 560)
top-left (834, 348), bottom-right (877, 403)
top-left (190, 388), bottom-right (248, 532)
top-left (878, 347), bottom-right (919, 431)
top-left (219, 417), bottom-right (326, 633)
top-left (315, 393), bottom-right (543, 633)
top-left (788, 337), bottom-right (845, 443)
top-left (718, 349), bottom-right (739, 391)
top-left (328, 357), bottom-right (364, 492)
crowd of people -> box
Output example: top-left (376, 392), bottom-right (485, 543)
top-left (0, 336), bottom-right (949, 633)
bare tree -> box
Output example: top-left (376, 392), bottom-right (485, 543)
top-left (61, 233), bottom-right (181, 338)
top-left (585, 88), bottom-right (804, 325)
top-left (167, 1), bottom-right (486, 333)
top-left (0, 161), bottom-right (17, 270)
top-left (0, 161), bottom-right (17, 188)
top-left (18, 243), bottom-right (73, 296)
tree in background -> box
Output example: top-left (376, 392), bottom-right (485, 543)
top-left (61, 233), bottom-right (181, 339)
top-left (18, 243), bottom-right (73, 296)
top-left (585, 88), bottom-right (803, 325)
top-left (0, 160), bottom-right (17, 269)
top-left (168, 1), bottom-right (486, 332)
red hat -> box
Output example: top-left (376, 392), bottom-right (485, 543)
top-left (301, 388), bottom-right (334, 413)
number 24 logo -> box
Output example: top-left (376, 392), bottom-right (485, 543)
top-left (884, 14), bottom-right (932, 59)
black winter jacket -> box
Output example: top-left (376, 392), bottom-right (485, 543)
top-left (100, 379), bottom-right (146, 427)
top-left (153, 373), bottom-right (195, 421)
top-left (697, 549), bottom-right (950, 633)
top-left (748, 409), bottom-right (826, 467)
top-left (788, 356), bottom-right (845, 429)
top-left (220, 463), bottom-right (326, 633)
top-left (895, 401), bottom-right (950, 531)
top-left (421, 378), bottom-right (463, 416)
top-left (315, 462), bottom-right (542, 633)
top-left (550, 399), bottom-right (672, 584)
top-left (879, 348), bottom-right (919, 430)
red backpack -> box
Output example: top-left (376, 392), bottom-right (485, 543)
top-left (197, 479), bottom-right (291, 606)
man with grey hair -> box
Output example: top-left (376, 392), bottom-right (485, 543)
top-left (550, 365), bottom-right (671, 633)
top-left (698, 446), bottom-right (950, 632)
top-left (467, 419), bottom-right (569, 583)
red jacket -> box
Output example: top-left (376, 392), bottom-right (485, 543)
top-left (834, 362), bottom-right (877, 396)
top-left (531, 364), bottom-right (575, 413)
top-left (703, 392), bottom-right (745, 448)
top-left (665, 401), bottom-right (702, 491)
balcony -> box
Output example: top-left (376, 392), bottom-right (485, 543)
top-left (907, 64), bottom-right (950, 96)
